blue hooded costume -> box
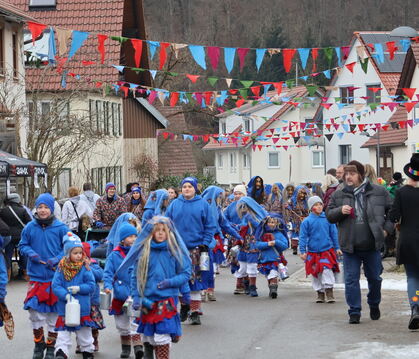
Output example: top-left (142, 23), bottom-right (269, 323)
top-left (247, 176), bottom-right (266, 205)
top-left (288, 185), bottom-right (310, 249)
top-left (105, 212), bottom-right (138, 256)
top-left (141, 189), bottom-right (169, 227)
top-left (117, 216), bottom-right (191, 339)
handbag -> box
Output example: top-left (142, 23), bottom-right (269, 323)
top-left (7, 206), bottom-right (25, 228)
top-left (70, 201), bottom-right (84, 234)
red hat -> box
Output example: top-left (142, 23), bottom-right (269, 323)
top-left (82, 242), bottom-right (91, 258)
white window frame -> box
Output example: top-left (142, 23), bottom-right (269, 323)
top-left (339, 144), bottom-right (352, 164)
top-left (229, 152), bottom-right (237, 173)
top-left (217, 153), bottom-right (223, 169)
top-left (267, 152), bottom-right (280, 168)
top-left (312, 150), bottom-right (324, 168)
top-left (243, 153), bottom-right (250, 168)
top-left (244, 118), bottom-right (251, 132)
top-left (221, 121), bottom-right (227, 134)
top-left (30, 0), bottom-right (56, 6)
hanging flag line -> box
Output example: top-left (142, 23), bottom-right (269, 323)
top-left (26, 21), bottom-right (417, 76)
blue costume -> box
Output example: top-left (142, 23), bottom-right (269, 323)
top-left (141, 189), bottom-right (169, 227)
top-left (287, 185), bottom-right (310, 254)
top-left (106, 213), bottom-right (138, 256)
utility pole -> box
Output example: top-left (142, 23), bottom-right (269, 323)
top-left (376, 129), bottom-right (381, 178)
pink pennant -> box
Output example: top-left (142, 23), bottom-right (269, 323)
top-left (207, 46), bottom-right (221, 70)
top-left (237, 48), bottom-right (250, 72)
top-left (341, 46), bottom-right (350, 60)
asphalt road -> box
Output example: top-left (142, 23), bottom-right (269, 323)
top-left (1, 250), bottom-right (417, 359)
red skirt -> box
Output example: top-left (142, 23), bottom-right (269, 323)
top-left (139, 298), bottom-right (177, 325)
top-left (25, 281), bottom-right (58, 306)
top-left (55, 315), bottom-right (95, 331)
top-left (305, 248), bottom-right (339, 278)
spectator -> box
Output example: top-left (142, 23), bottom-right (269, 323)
top-left (335, 165), bottom-right (345, 183)
top-left (79, 183), bottom-right (100, 217)
top-left (126, 186), bottom-right (146, 220)
top-left (326, 160), bottom-right (393, 324)
top-left (93, 183), bottom-right (128, 230)
top-left (322, 174), bottom-right (339, 210)
top-left (364, 164), bottom-right (378, 185)
top-left (389, 154), bottom-right (419, 330)
top-left (327, 168), bottom-right (337, 178)
top-left (167, 186), bottom-right (178, 203)
top-left (61, 187), bottom-right (90, 237)
top-left (0, 194), bottom-right (31, 280)
top-left (387, 172), bottom-right (404, 199)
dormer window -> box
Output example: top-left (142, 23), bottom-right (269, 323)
top-left (29, 0), bottom-right (56, 8)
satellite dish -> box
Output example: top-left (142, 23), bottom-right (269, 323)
top-left (389, 26), bottom-right (418, 38)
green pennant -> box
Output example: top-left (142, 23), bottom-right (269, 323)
top-left (132, 67), bottom-right (144, 74)
top-left (285, 79), bottom-right (294, 89)
top-left (105, 84), bottom-right (112, 96)
top-left (185, 93), bottom-right (193, 103)
top-left (334, 97), bottom-right (342, 102)
top-left (303, 103), bottom-right (310, 108)
top-left (369, 103), bottom-right (378, 111)
top-left (323, 47), bottom-right (334, 64)
top-left (110, 36), bottom-right (129, 44)
top-left (252, 100), bottom-right (259, 106)
top-left (208, 77), bottom-right (218, 87)
top-left (305, 84), bottom-right (318, 97)
top-left (239, 88), bottom-right (248, 99)
top-left (168, 72), bottom-right (178, 77)
top-left (357, 115), bottom-right (361, 121)
top-left (240, 80), bottom-right (253, 88)
top-left (360, 57), bottom-right (369, 74)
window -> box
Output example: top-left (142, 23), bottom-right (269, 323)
top-left (96, 100), bottom-right (103, 133)
top-left (29, 0), bottom-right (56, 6)
top-left (366, 84), bottom-right (381, 104)
top-left (229, 153), bottom-right (237, 173)
top-left (312, 151), bottom-right (324, 167)
top-left (91, 166), bottom-right (122, 194)
top-left (103, 101), bottom-right (109, 135)
top-left (12, 33), bottom-right (18, 78)
top-left (221, 121), bottom-right (227, 134)
top-left (118, 104), bottom-right (122, 135)
top-left (243, 153), bottom-right (249, 168)
top-left (89, 99), bottom-right (96, 131)
top-left (339, 144), bottom-right (352, 164)
top-left (244, 118), bottom-right (251, 132)
top-left (268, 152), bottom-right (280, 168)
top-left (217, 154), bottom-right (223, 169)
top-left (340, 87), bottom-right (354, 104)
top-left (58, 101), bottom-right (70, 121)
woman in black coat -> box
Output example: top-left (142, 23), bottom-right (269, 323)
top-left (389, 153), bottom-right (419, 330)
top-left (0, 193), bottom-right (32, 280)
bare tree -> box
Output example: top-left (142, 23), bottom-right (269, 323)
top-left (131, 153), bottom-right (158, 191)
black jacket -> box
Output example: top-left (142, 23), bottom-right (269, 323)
top-left (389, 185), bottom-right (419, 265)
top-left (0, 202), bottom-right (31, 243)
top-left (326, 181), bottom-right (393, 253)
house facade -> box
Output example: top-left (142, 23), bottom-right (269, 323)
top-left (319, 31), bottom-right (408, 179)
top-left (203, 87), bottom-right (325, 188)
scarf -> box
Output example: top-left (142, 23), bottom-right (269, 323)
top-left (131, 198), bottom-right (141, 205)
top-left (34, 214), bottom-right (55, 227)
top-left (106, 195), bottom-right (115, 204)
top-left (58, 256), bottom-right (86, 281)
top-left (353, 179), bottom-right (368, 223)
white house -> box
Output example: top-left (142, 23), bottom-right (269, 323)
top-left (203, 86), bottom-right (325, 187)
top-left (317, 31), bottom-right (408, 178)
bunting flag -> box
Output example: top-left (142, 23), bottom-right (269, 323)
top-left (170, 92), bottom-right (179, 107)
top-left (403, 88), bottom-right (416, 99)
top-left (404, 101), bottom-right (417, 113)
top-left (237, 48), bottom-right (250, 72)
top-left (97, 34), bottom-right (108, 64)
top-left (27, 21), bottom-right (47, 45)
top-left (298, 48), bottom-right (310, 70)
top-left (147, 41), bottom-right (160, 60)
top-left (188, 45), bottom-right (206, 70)
top-left (56, 28), bottom-right (72, 56)
top-left (224, 47), bottom-right (236, 73)
top-left (48, 27), bottom-right (56, 64)
top-left (386, 41), bottom-right (398, 60)
top-left (186, 74), bottom-right (200, 83)
top-left (207, 46), bottom-right (221, 70)
top-left (323, 47), bottom-right (334, 64)
top-left (282, 49), bottom-right (296, 73)
top-left (335, 47), bottom-right (342, 66)
top-left (341, 46), bottom-right (350, 60)
top-left (68, 31), bottom-right (89, 59)
top-left (311, 48), bottom-right (319, 72)
top-left (131, 39), bottom-right (143, 68)
top-left (360, 57), bottom-right (369, 74)
top-left (345, 62), bottom-right (356, 73)
top-left (159, 42), bottom-right (170, 69)
top-left (256, 48), bottom-right (266, 71)
top-left (374, 43), bottom-right (385, 64)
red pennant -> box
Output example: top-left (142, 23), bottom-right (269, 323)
top-left (170, 92), bottom-right (179, 107)
top-left (163, 132), bottom-right (169, 139)
top-left (283, 146), bottom-right (288, 151)
top-left (386, 41), bottom-right (398, 60)
top-left (257, 145), bottom-right (263, 151)
top-left (95, 81), bottom-right (103, 88)
top-left (269, 129), bottom-right (275, 134)
top-left (325, 124), bottom-right (332, 131)
top-left (207, 47), bottom-right (221, 70)
top-left (242, 136), bottom-right (250, 143)
top-left (407, 119), bottom-right (414, 127)
top-left (120, 87), bottom-right (129, 98)
top-left (27, 22), bottom-right (47, 45)
top-left (131, 39), bottom-right (143, 67)
top-left (312, 48), bottom-right (319, 72)
top-left (398, 121), bottom-right (406, 128)
top-left (345, 62), bottom-right (356, 73)
top-left (204, 91), bottom-right (212, 105)
top-left (159, 42), bottom-right (170, 70)
top-left (358, 124), bottom-right (365, 132)
top-left (237, 48), bottom-right (250, 72)
top-left (194, 92), bottom-right (203, 104)
top-left (229, 89), bottom-right (238, 95)
top-left (97, 34), bottom-right (108, 64)
top-left (250, 86), bottom-right (261, 97)
top-left (272, 138), bottom-right (279, 144)
top-left (341, 46), bottom-right (350, 60)
top-left (236, 99), bottom-right (245, 107)
top-left (282, 49), bottom-right (296, 73)
top-left (203, 135), bottom-right (210, 142)
top-left (272, 82), bottom-right (283, 96)
top-left (402, 88), bottom-right (416, 99)
top-left (148, 91), bottom-right (157, 104)
top-left (382, 125), bottom-right (390, 131)
top-left (320, 103), bottom-right (333, 110)
top-left (186, 74), bottom-right (200, 83)
top-left (252, 145), bottom-right (256, 151)
top-left (383, 102), bottom-right (398, 112)
top-left (405, 101), bottom-right (418, 113)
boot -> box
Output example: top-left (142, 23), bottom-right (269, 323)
top-left (189, 311), bottom-right (201, 325)
top-left (120, 335), bottom-right (131, 358)
top-left (408, 305), bottom-right (419, 330)
top-left (82, 352), bottom-right (94, 359)
top-left (32, 341), bottom-right (46, 359)
top-left (325, 288), bottom-right (335, 303)
top-left (143, 342), bottom-right (154, 359)
top-left (180, 303), bottom-right (190, 322)
top-left (134, 345), bottom-right (144, 359)
top-left (92, 329), bottom-right (99, 352)
top-left (55, 349), bottom-right (68, 359)
top-left (316, 291), bottom-right (325, 303)
top-left (268, 284), bottom-right (278, 299)
top-left (75, 345), bottom-right (81, 354)
top-left (44, 347), bottom-right (55, 359)
top-left (234, 278), bottom-right (245, 294)
top-left (244, 279), bottom-right (250, 295)
top-left (201, 291), bottom-right (207, 302)
top-left (207, 290), bottom-right (216, 301)
top-left (249, 285), bottom-right (258, 297)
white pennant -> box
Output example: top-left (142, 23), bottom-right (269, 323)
top-left (226, 78), bottom-right (232, 87)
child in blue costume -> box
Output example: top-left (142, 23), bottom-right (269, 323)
top-left (288, 185), bottom-right (310, 255)
top-left (202, 186), bottom-right (241, 301)
top-left (235, 197), bottom-right (269, 297)
top-left (255, 215), bottom-right (289, 298)
top-left (299, 196), bottom-right (341, 303)
top-left (265, 182), bottom-right (284, 215)
top-left (104, 223), bottom-right (143, 359)
top-left (141, 189), bottom-right (169, 227)
top-left (19, 193), bottom-right (69, 359)
top-left (166, 177), bottom-right (217, 325)
top-left (75, 242), bottom-right (105, 353)
top-left (52, 233), bottom-right (96, 359)
top-left (118, 216), bottom-right (191, 359)
top-left (106, 212), bottom-right (140, 256)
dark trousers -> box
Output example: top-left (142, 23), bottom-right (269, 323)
top-left (4, 241), bottom-right (27, 272)
top-left (343, 250), bottom-right (383, 315)
top-left (404, 262), bottom-right (419, 308)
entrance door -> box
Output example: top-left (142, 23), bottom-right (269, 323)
top-left (379, 147), bottom-right (393, 182)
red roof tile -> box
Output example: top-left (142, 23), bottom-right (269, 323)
top-left (361, 107), bottom-right (408, 147)
top-left (10, 0), bottom-right (125, 90)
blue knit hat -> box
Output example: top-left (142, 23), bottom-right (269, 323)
top-left (181, 177), bottom-right (198, 192)
top-left (119, 223), bottom-right (137, 242)
top-left (105, 182), bottom-right (116, 192)
top-left (35, 193), bottom-right (55, 213)
top-left (131, 186), bottom-right (141, 194)
top-left (63, 232), bottom-right (82, 256)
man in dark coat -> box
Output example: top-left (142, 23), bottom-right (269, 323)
top-left (326, 160), bottom-right (393, 324)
